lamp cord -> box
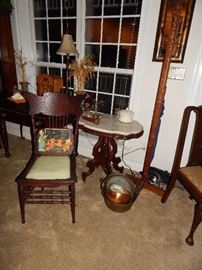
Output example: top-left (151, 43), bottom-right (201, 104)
top-left (121, 140), bottom-right (149, 190)
top-left (121, 139), bottom-right (144, 177)
top-left (85, 133), bottom-right (145, 179)
top-left (85, 132), bottom-right (95, 146)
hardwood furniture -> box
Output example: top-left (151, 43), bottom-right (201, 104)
top-left (0, 8), bottom-right (17, 95)
top-left (161, 105), bottom-right (202, 246)
top-left (14, 73), bottom-right (64, 140)
top-left (0, 94), bottom-right (81, 157)
top-left (79, 114), bottom-right (143, 181)
top-left (36, 73), bottom-right (63, 96)
top-left (0, 97), bottom-right (32, 157)
top-left (15, 92), bottom-right (83, 224)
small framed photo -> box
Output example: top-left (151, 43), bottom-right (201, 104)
top-left (153, 0), bottom-right (196, 63)
top-left (38, 128), bottom-right (73, 154)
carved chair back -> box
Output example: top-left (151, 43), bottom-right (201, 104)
top-left (23, 91), bottom-right (83, 157)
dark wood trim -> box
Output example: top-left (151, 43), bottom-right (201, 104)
top-left (0, 8), bottom-right (17, 96)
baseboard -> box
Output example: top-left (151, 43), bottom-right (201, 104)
top-left (6, 122), bottom-right (31, 139)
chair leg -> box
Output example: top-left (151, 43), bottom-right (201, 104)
top-left (161, 174), bottom-right (176, 203)
top-left (185, 202), bottom-right (202, 246)
top-left (70, 184), bottom-right (76, 223)
top-left (17, 184), bottom-right (25, 224)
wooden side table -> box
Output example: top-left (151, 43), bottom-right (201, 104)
top-left (79, 114), bottom-right (144, 181)
top-left (0, 99), bottom-right (32, 157)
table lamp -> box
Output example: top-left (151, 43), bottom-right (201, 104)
top-left (57, 34), bottom-right (78, 95)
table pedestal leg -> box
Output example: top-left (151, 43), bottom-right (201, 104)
top-left (0, 115), bottom-right (11, 157)
top-left (82, 136), bottom-right (124, 181)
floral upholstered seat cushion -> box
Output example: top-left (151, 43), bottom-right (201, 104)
top-left (26, 156), bottom-right (70, 179)
top-left (179, 166), bottom-right (202, 193)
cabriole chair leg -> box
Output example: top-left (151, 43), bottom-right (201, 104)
top-left (185, 202), bottom-right (202, 246)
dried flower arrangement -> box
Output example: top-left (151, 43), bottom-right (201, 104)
top-left (15, 49), bottom-right (30, 83)
top-left (82, 92), bottom-right (104, 112)
top-left (15, 49), bottom-right (35, 91)
top-left (81, 92), bottom-right (104, 124)
top-left (69, 55), bottom-right (96, 93)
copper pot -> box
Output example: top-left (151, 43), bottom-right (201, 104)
top-left (100, 173), bottom-right (138, 212)
top-left (105, 184), bottom-right (130, 204)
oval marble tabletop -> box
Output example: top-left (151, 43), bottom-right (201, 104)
top-left (79, 113), bottom-right (144, 139)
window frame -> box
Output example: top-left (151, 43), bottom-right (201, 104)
top-left (29, 0), bottom-right (143, 114)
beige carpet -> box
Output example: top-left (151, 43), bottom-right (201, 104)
top-left (0, 135), bottom-right (202, 270)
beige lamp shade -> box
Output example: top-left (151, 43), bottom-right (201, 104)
top-left (57, 34), bottom-right (78, 56)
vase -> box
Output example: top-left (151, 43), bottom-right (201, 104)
top-left (19, 82), bottom-right (29, 92)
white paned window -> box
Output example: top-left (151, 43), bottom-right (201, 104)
top-left (32, 0), bottom-right (142, 114)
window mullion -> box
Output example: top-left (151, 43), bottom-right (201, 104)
top-left (95, 0), bottom-right (105, 102)
top-left (77, 0), bottom-right (85, 57)
top-left (110, 0), bottom-right (124, 114)
top-left (31, 0), bottom-right (143, 114)
top-left (45, 0), bottom-right (50, 73)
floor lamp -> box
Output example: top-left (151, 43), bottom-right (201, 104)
top-left (57, 34), bottom-right (78, 95)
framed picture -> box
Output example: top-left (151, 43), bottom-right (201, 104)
top-left (153, 0), bottom-right (196, 63)
top-left (38, 128), bottom-right (73, 154)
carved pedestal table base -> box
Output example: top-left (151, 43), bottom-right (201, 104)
top-left (79, 114), bottom-right (144, 182)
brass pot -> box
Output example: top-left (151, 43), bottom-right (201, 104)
top-left (100, 173), bottom-right (138, 212)
top-left (105, 184), bottom-right (130, 204)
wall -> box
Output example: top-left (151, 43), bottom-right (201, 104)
top-left (129, 0), bottom-right (202, 171)
top-left (6, 0), bottom-right (202, 173)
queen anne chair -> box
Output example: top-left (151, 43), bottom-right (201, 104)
top-left (15, 92), bottom-right (83, 223)
top-left (161, 105), bottom-right (202, 246)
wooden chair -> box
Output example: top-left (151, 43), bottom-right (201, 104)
top-left (36, 73), bottom-right (63, 96)
top-left (15, 92), bottom-right (83, 223)
top-left (20, 73), bottom-right (64, 139)
top-left (161, 105), bottom-right (202, 246)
